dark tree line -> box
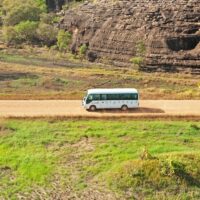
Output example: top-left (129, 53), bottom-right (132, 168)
top-left (45, 0), bottom-right (84, 11)
top-left (46, 0), bottom-right (65, 11)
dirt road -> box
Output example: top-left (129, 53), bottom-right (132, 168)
top-left (0, 100), bottom-right (199, 118)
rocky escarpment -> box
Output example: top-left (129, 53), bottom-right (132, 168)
top-left (60, 0), bottom-right (200, 73)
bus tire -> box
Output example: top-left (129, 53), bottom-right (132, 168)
top-left (89, 105), bottom-right (96, 111)
top-left (121, 105), bottom-right (128, 111)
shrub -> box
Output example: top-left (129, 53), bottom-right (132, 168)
top-left (2, 26), bottom-right (19, 45)
top-left (35, 0), bottom-right (47, 12)
top-left (40, 13), bottom-right (57, 25)
top-left (14, 21), bottom-right (38, 43)
top-left (130, 56), bottom-right (144, 67)
top-left (1, 0), bottom-right (47, 45)
top-left (3, 21), bottom-right (38, 45)
top-left (79, 44), bottom-right (88, 56)
top-left (130, 40), bottom-right (146, 68)
top-left (57, 30), bottom-right (72, 52)
top-left (136, 40), bottom-right (146, 55)
top-left (37, 22), bottom-right (58, 46)
top-left (3, 0), bottom-right (42, 26)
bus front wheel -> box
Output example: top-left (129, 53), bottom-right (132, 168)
top-left (89, 105), bottom-right (96, 111)
top-left (121, 105), bottom-right (128, 111)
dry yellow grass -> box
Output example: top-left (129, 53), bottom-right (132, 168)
top-left (0, 48), bottom-right (199, 100)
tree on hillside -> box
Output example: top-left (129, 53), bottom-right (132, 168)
top-left (2, 0), bottom-right (45, 26)
top-left (1, 0), bottom-right (58, 46)
top-left (57, 30), bottom-right (72, 52)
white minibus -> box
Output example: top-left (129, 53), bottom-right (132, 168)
top-left (82, 88), bottom-right (139, 111)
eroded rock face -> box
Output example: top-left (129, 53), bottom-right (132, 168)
top-left (61, 0), bottom-right (200, 72)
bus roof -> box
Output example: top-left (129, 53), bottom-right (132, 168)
top-left (87, 88), bottom-right (138, 94)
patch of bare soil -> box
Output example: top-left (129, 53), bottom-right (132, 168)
top-left (0, 123), bottom-right (14, 136)
top-left (16, 183), bottom-right (119, 200)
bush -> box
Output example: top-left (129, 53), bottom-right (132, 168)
top-left (2, 26), bottom-right (19, 45)
top-left (3, 21), bottom-right (38, 45)
top-left (14, 21), bottom-right (38, 43)
top-left (37, 22), bottom-right (58, 46)
top-left (1, 0), bottom-right (47, 45)
top-left (3, 0), bottom-right (42, 26)
top-left (57, 30), bottom-right (72, 52)
top-left (130, 56), bottom-right (144, 66)
top-left (136, 40), bottom-right (146, 55)
top-left (79, 44), bottom-right (88, 56)
top-left (40, 13), bottom-right (57, 25)
top-left (35, 0), bottom-right (47, 12)
top-left (130, 40), bottom-right (146, 68)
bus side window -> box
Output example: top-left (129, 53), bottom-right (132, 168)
top-left (101, 94), bottom-right (107, 100)
top-left (108, 94), bottom-right (119, 100)
top-left (120, 93), bottom-right (130, 100)
top-left (131, 93), bottom-right (138, 100)
top-left (93, 94), bottom-right (100, 101)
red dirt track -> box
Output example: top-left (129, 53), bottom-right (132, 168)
top-left (0, 100), bottom-right (199, 118)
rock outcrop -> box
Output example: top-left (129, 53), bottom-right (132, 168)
top-left (60, 0), bottom-right (200, 73)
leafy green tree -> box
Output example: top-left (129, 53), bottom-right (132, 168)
top-left (4, 4), bottom-right (41, 26)
top-left (2, 0), bottom-right (47, 45)
top-left (3, 0), bottom-right (46, 12)
top-left (57, 30), bottom-right (72, 52)
top-left (2, 0), bottom-right (47, 26)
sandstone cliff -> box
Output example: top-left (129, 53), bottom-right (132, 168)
top-left (60, 0), bottom-right (200, 73)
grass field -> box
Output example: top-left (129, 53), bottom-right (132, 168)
top-left (0, 47), bottom-right (200, 100)
top-left (0, 119), bottom-right (200, 199)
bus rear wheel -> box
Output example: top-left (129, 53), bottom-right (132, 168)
top-left (89, 105), bottom-right (96, 111)
top-left (121, 105), bottom-right (128, 111)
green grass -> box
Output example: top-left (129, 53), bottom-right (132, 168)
top-left (0, 119), bottom-right (200, 199)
